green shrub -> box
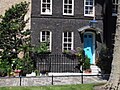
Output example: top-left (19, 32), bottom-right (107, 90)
top-left (32, 42), bottom-right (50, 54)
top-left (0, 68), bottom-right (7, 77)
top-left (83, 56), bottom-right (90, 70)
top-left (96, 45), bottom-right (112, 74)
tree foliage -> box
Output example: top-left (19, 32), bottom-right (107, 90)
top-left (96, 45), bottom-right (112, 79)
top-left (32, 42), bottom-right (50, 54)
top-left (0, 1), bottom-right (34, 76)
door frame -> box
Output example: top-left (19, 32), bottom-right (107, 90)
top-left (83, 32), bottom-right (95, 64)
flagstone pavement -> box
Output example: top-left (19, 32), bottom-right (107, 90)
top-left (0, 75), bottom-right (107, 86)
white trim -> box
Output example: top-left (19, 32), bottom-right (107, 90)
top-left (84, 0), bottom-right (95, 17)
top-left (49, 31), bottom-right (52, 51)
top-left (48, 72), bottom-right (100, 76)
top-left (83, 32), bottom-right (95, 64)
top-left (62, 32), bottom-right (64, 52)
top-left (63, 0), bottom-right (74, 15)
top-left (40, 31), bottom-right (42, 42)
top-left (71, 32), bottom-right (74, 50)
top-left (41, 0), bottom-right (52, 15)
top-left (92, 33), bottom-right (95, 64)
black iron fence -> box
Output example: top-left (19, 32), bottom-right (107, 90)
top-left (34, 54), bottom-right (80, 73)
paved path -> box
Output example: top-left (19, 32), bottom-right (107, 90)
top-left (94, 86), bottom-right (106, 90)
top-left (0, 76), bottom-right (107, 86)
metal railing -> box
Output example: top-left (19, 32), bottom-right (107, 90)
top-left (34, 54), bottom-right (80, 73)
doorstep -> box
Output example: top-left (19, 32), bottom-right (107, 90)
top-left (48, 72), bottom-right (101, 76)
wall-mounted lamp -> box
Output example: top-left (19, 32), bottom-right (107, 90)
top-left (89, 20), bottom-right (98, 28)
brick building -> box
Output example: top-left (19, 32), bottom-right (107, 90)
top-left (31, 0), bottom-right (104, 65)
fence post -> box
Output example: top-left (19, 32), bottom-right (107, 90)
top-left (81, 73), bottom-right (83, 84)
top-left (81, 65), bottom-right (83, 84)
top-left (20, 76), bottom-right (22, 86)
top-left (52, 75), bottom-right (53, 85)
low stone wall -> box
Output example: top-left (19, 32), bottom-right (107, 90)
top-left (0, 76), bottom-right (107, 87)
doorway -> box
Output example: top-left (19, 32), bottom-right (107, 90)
top-left (83, 32), bottom-right (95, 64)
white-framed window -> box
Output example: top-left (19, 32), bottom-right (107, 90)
top-left (62, 32), bottom-right (74, 51)
top-left (112, 0), bottom-right (118, 16)
top-left (84, 0), bottom-right (95, 17)
top-left (63, 0), bottom-right (74, 15)
top-left (40, 31), bottom-right (52, 51)
top-left (41, 0), bottom-right (52, 15)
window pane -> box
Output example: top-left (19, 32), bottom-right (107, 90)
top-left (64, 32), bottom-right (67, 37)
top-left (69, 5), bottom-right (72, 9)
top-left (64, 43), bottom-right (67, 47)
top-left (43, 0), bottom-right (47, 2)
top-left (90, 1), bottom-right (93, 5)
top-left (68, 32), bottom-right (71, 37)
top-left (64, 10), bottom-right (67, 13)
top-left (85, 11), bottom-right (88, 14)
top-left (68, 38), bottom-right (71, 42)
top-left (89, 7), bottom-right (93, 14)
top-left (47, 36), bottom-right (50, 41)
top-left (86, 2), bottom-right (89, 5)
top-left (64, 48), bottom-right (67, 50)
top-left (113, 0), bottom-right (115, 3)
top-left (68, 48), bottom-right (71, 50)
top-left (47, 0), bottom-right (50, 3)
top-left (42, 9), bottom-right (46, 12)
top-left (117, 0), bottom-right (118, 3)
top-left (85, 7), bottom-right (88, 10)
top-left (47, 31), bottom-right (50, 35)
top-left (89, 35), bottom-right (92, 38)
top-left (64, 5), bottom-right (67, 9)
top-left (68, 10), bottom-right (72, 13)
top-left (42, 4), bottom-right (46, 7)
top-left (64, 0), bottom-right (67, 4)
top-left (68, 44), bottom-right (71, 47)
top-left (47, 4), bottom-right (50, 7)
top-left (64, 38), bottom-right (67, 42)
top-left (69, 0), bottom-right (72, 4)
top-left (85, 7), bottom-right (89, 14)
top-left (42, 36), bottom-right (45, 41)
top-left (42, 31), bottom-right (45, 35)
top-left (84, 35), bottom-right (87, 38)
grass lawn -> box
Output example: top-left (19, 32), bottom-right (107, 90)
top-left (0, 84), bottom-right (94, 90)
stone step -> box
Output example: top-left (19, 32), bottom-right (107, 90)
top-left (90, 65), bottom-right (101, 74)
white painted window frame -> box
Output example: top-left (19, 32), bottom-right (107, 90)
top-left (112, 0), bottom-right (118, 16)
top-left (40, 31), bottom-right (52, 51)
top-left (41, 0), bottom-right (52, 15)
top-left (62, 32), bottom-right (74, 52)
top-left (84, 0), bottom-right (95, 17)
top-left (63, 0), bottom-right (74, 15)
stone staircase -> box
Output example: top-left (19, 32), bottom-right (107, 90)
top-left (90, 65), bottom-right (101, 74)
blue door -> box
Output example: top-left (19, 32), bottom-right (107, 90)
top-left (83, 33), bottom-right (93, 64)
